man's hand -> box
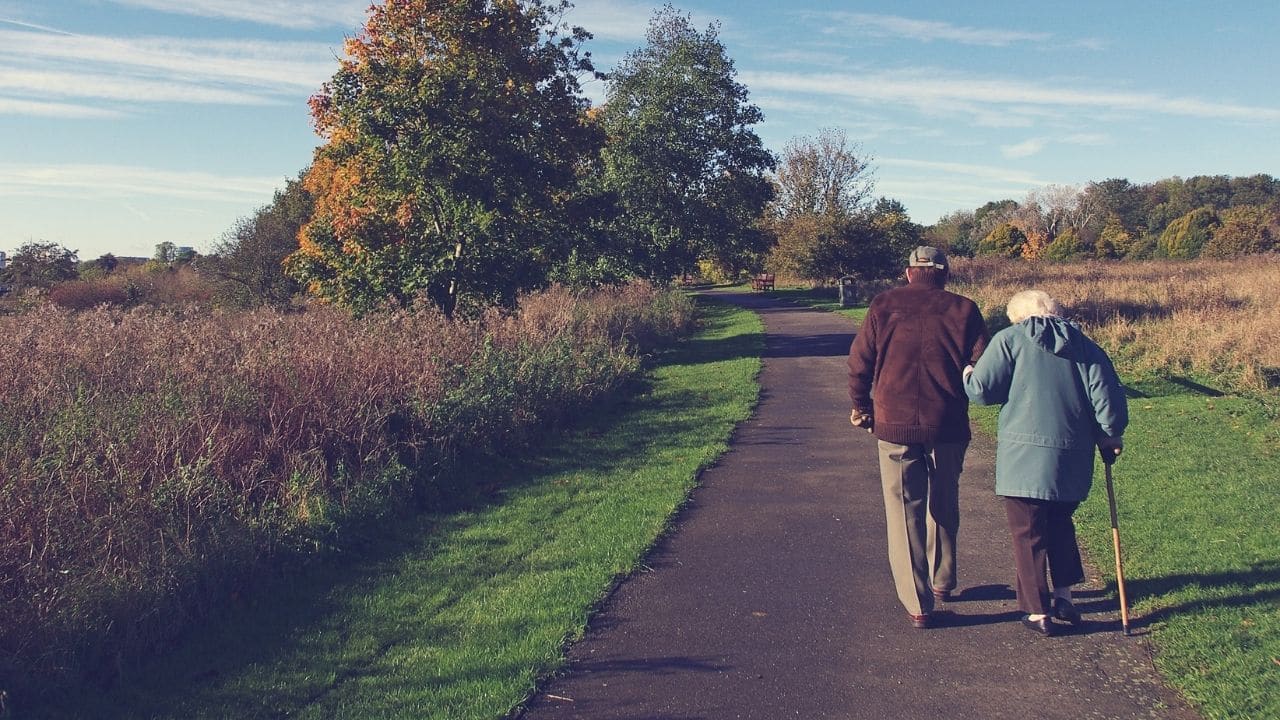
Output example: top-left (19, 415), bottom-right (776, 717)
top-left (1097, 436), bottom-right (1124, 465)
top-left (850, 409), bottom-right (874, 433)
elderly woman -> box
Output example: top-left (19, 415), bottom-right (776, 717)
top-left (963, 290), bottom-right (1128, 636)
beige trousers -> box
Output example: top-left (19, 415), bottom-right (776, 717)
top-left (877, 440), bottom-right (967, 615)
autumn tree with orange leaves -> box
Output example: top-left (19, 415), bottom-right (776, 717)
top-left (287, 0), bottom-right (600, 315)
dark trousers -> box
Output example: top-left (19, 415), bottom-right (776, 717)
top-left (1002, 496), bottom-right (1085, 615)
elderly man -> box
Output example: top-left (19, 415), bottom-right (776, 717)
top-left (847, 246), bottom-right (989, 629)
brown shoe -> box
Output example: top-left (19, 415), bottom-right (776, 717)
top-left (909, 613), bottom-right (931, 629)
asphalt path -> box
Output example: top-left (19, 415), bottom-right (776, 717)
top-left (520, 290), bottom-right (1199, 720)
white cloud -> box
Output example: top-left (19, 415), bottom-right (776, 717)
top-left (1001, 138), bottom-right (1047, 158)
top-left (103, 0), bottom-right (366, 30)
top-left (565, 0), bottom-right (653, 41)
top-left (0, 69), bottom-right (280, 105)
top-left (0, 28), bottom-right (338, 114)
top-left (879, 157), bottom-right (1053, 187)
top-left (999, 133), bottom-right (1112, 159)
top-left (0, 163), bottom-right (282, 204)
top-left (876, 158), bottom-right (1056, 219)
top-left (739, 68), bottom-right (1280, 124)
top-left (0, 97), bottom-right (122, 118)
top-left (0, 30), bottom-right (335, 93)
top-left (814, 12), bottom-right (1051, 47)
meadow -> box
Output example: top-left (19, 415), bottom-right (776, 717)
top-left (952, 256), bottom-right (1280, 395)
top-left (0, 281), bottom-right (696, 710)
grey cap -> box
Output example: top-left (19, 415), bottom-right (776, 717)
top-left (908, 245), bottom-right (947, 269)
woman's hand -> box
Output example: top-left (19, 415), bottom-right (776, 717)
top-left (1097, 436), bottom-right (1124, 464)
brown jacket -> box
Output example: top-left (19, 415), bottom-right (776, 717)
top-left (847, 282), bottom-right (989, 445)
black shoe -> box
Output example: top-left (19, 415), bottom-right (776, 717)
top-left (932, 588), bottom-right (953, 603)
top-left (1052, 597), bottom-right (1083, 625)
top-left (1021, 615), bottom-right (1057, 636)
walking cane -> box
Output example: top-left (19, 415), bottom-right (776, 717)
top-left (1101, 448), bottom-right (1131, 636)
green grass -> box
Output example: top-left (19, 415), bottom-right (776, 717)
top-left (31, 300), bottom-right (763, 720)
top-left (744, 284), bottom-right (869, 324)
top-left (972, 388), bottom-right (1280, 720)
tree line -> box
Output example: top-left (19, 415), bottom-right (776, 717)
top-left (925, 174), bottom-right (1280, 261)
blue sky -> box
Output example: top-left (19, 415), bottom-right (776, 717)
top-left (3, 1), bottom-right (1278, 260)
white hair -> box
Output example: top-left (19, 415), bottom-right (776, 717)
top-left (1006, 289), bottom-right (1062, 323)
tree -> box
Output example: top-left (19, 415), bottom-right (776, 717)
top-left (1086, 179), bottom-right (1144, 235)
top-left (976, 223), bottom-right (1026, 258)
top-left (1202, 205), bottom-right (1276, 257)
top-left (286, 0), bottom-right (599, 314)
top-left (767, 128), bottom-right (880, 280)
top-left (600, 5), bottom-right (775, 280)
top-left (1, 241), bottom-right (79, 289)
top-left (208, 173), bottom-right (313, 308)
top-left (1158, 206), bottom-right (1219, 258)
top-left (1228, 174), bottom-right (1280, 208)
top-left (153, 242), bottom-right (176, 264)
top-left (773, 128), bottom-right (873, 219)
top-left (1041, 227), bottom-right (1085, 263)
top-left (1093, 215), bottom-right (1133, 259)
top-left (924, 209), bottom-right (977, 257)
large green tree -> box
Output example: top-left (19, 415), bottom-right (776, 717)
top-left (287, 0), bottom-right (599, 314)
top-left (600, 5), bottom-right (775, 279)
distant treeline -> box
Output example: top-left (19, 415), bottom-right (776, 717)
top-left (926, 174), bottom-right (1280, 261)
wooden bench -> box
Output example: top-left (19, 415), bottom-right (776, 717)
top-left (751, 273), bottom-right (775, 291)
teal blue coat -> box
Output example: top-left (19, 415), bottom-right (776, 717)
top-left (964, 316), bottom-right (1128, 502)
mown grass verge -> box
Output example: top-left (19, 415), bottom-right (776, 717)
top-left (29, 298), bottom-right (762, 720)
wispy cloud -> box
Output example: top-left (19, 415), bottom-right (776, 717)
top-left (1001, 138), bottom-right (1048, 158)
top-left (1000, 132), bottom-right (1113, 159)
top-left (740, 68), bottom-right (1280, 125)
top-left (0, 17), bottom-right (77, 34)
top-left (0, 69), bottom-right (280, 105)
top-left (879, 157), bottom-right (1052, 187)
top-left (0, 97), bottom-right (123, 118)
top-left (0, 163), bottom-right (282, 204)
top-left (103, 0), bottom-right (365, 30)
top-left (876, 158), bottom-right (1055, 215)
top-left (0, 29), bottom-right (334, 93)
top-left (811, 12), bottom-right (1051, 47)
top-left (0, 26), bottom-right (337, 115)
top-left (566, 0), bottom-right (654, 41)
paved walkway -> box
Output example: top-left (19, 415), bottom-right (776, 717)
top-left (521, 291), bottom-right (1198, 720)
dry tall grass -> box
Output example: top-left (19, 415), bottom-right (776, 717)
top-left (951, 256), bottom-right (1280, 392)
top-left (0, 281), bottom-right (694, 689)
